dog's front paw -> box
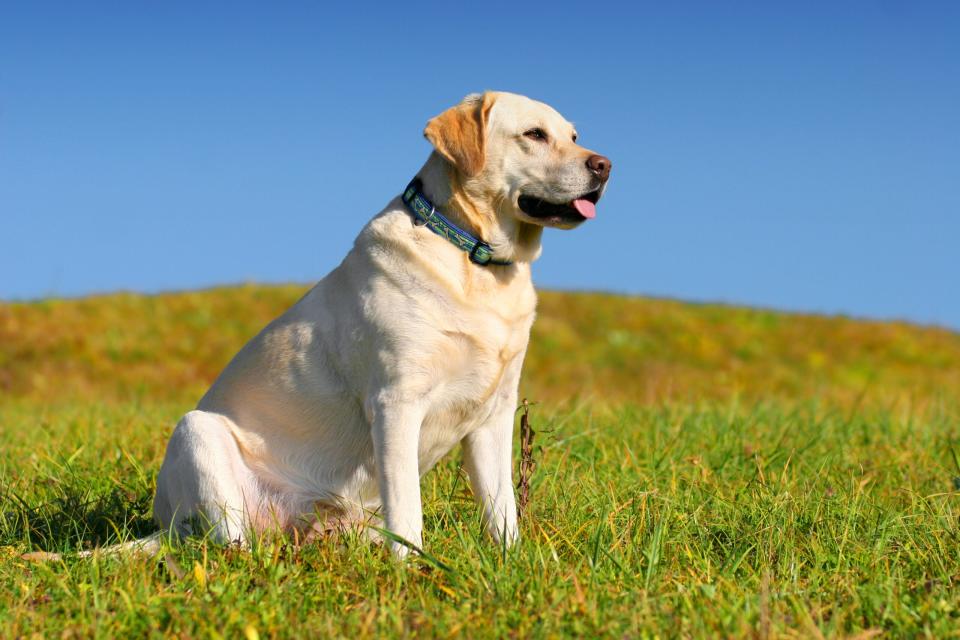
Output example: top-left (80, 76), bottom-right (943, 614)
top-left (489, 515), bottom-right (519, 548)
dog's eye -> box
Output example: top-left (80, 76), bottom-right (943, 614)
top-left (572, 133), bottom-right (578, 142)
top-left (523, 128), bottom-right (548, 142)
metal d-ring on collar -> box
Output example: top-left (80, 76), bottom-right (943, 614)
top-left (412, 198), bottom-right (434, 227)
top-left (401, 178), bottom-right (512, 267)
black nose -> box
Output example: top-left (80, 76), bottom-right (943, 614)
top-left (586, 154), bottom-right (611, 182)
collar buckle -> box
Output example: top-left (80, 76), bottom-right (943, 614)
top-left (469, 241), bottom-right (493, 265)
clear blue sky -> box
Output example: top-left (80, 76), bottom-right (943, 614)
top-left (2, 2), bottom-right (958, 328)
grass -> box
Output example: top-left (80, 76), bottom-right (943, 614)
top-left (2, 284), bottom-right (960, 637)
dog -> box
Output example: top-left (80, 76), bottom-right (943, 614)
top-left (150, 91), bottom-right (611, 557)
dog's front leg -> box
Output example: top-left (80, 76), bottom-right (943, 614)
top-left (462, 401), bottom-right (519, 546)
top-left (369, 397), bottom-right (425, 558)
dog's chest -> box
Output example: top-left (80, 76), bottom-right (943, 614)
top-left (414, 305), bottom-right (534, 471)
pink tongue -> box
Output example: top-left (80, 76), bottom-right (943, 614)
top-left (571, 198), bottom-right (596, 219)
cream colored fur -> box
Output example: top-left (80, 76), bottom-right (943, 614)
top-left (151, 91), bottom-right (609, 557)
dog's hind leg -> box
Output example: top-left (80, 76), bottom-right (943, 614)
top-left (153, 410), bottom-right (258, 545)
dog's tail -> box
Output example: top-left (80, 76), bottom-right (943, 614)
top-left (21, 531), bottom-right (165, 562)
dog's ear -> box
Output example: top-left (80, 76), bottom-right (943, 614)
top-left (424, 92), bottom-right (497, 177)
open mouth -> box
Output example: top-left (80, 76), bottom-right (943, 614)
top-left (517, 190), bottom-right (600, 224)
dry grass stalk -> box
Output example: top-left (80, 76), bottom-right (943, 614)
top-left (516, 398), bottom-right (536, 520)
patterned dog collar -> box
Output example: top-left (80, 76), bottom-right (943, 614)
top-left (401, 178), bottom-right (512, 267)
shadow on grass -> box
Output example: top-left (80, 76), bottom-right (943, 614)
top-left (1, 481), bottom-right (156, 551)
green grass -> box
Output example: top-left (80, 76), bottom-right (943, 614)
top-left (2, 285), bottom-right (960, 637)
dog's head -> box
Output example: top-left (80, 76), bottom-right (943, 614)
top-left (424, 92), bottom-right (611, 234)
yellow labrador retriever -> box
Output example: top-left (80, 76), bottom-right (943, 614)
top-left (152, 91), bottom-right (611, 557)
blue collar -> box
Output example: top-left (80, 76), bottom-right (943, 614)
top-left (401, 178), bottom-right (512, 267)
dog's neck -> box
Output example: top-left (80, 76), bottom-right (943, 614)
top-left (416, 153), bottom-right (544, 264)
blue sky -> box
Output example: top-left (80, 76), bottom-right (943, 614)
top-left (2, 2), bottom-right (958, 328)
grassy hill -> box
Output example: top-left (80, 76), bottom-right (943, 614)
top-left (2, 285), bottom-right (960, 637)
top-left (3, 284), bottom-right (958, 408)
